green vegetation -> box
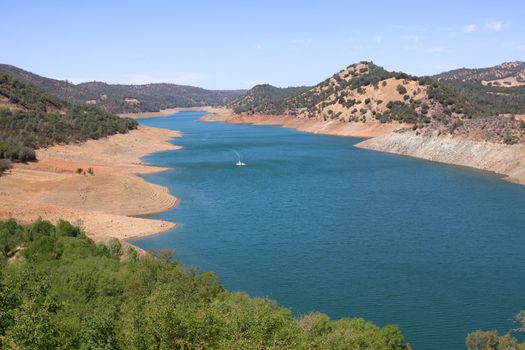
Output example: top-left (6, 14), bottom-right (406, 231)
top-left (434, 82), bottom-right (525, 115)
top-left (0, 73), bottom-right (137, 162)
top-left (0, 219), bottom-right (409, 349)
top-left (230, 84), bottom-right (310, 114)
top-left (433, 61), bottom-right (525, 115)
top-left (0, 64), bottom-right (245, 114)
top-left (396, 85), bottom-right (407, 95)
top-left (466, 328), bottom-right (525, 349)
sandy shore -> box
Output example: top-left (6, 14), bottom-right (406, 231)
top-left (200, 109), bottom-right (410, 138)
top-left (0, 125), bottom-right (181, 243)
top-left (120, 106), bottom-right (225, 119)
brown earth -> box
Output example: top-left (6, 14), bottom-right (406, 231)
top-left (200, 109), bottom-right (409, 138)
top-left (0, 125), bottom-right (181, 242)
top-left (202, 108), bottom-right (525, 186)
top-left (119, 106), bottom-right (225, 119)
top-left (357, 132), bottom-right (525, 185)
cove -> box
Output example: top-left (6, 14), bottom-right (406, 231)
top-left (131, 111), bottom-right (525, 350)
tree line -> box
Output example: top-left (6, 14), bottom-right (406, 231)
top-left (0, 73), bottom-right (137, 165)
top-left (0, 219), bottom-right (409, 349)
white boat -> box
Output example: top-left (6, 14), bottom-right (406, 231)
top-left (234, 151), bottom-right (246, 166)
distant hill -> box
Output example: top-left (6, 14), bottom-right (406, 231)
top-left (433, 62), bottom-right (525, 115)
top-left (434, 61), bottom-right (525, 87)
top-left (233, 62), bottom-right (480, 124)
top-left (0, 72), bottom-right (137, 163)
top-left (0, 64), bottom-right (245, 114)
top-left (229, 84), bottom-right (310, 114)
top-left (231, 61), bottom-right (525, 144)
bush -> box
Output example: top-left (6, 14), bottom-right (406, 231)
top-left (0, 219), bottom-right (411, 349)
top-left (503, 134), bottom-right (516, 145)
top-left (0, 159), bottom-right (11, 175)
top-left (396, 85), bottom-right (407, 95)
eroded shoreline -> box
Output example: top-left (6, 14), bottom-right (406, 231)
top-left (199, 108), bottom-right (525, 186)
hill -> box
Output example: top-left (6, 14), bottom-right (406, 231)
top-left (433, 61), bottom-right (525, 115)
top-left (0, 64), bottom-right (245, 114)
top-left (0, 72), bottom-right (137, 164)
top-left (229, 84), bottom-right (310, 114)
top-left (229, 62), bottom-right (525, 144)
top-left (434, 61), bottom-right (525, 87)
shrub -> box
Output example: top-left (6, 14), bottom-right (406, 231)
top-left (0, 159), bottom-right (11, 175)
top-left (396, 85), bottom-right (407, 95)
top-left (503, 134), bottom-right (516, 145)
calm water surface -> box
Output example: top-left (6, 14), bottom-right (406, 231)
top-left (132, 111), bottom-right (525, 350)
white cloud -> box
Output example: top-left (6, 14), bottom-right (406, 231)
top-left (464, 24), bottom-right (477, 33)
top-left (373, 35), bottom-right (383, 44)
top-left (485, 20), bottom-right (511, 32)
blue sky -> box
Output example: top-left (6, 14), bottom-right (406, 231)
top-left (1, 0), bottom-right (524, 89)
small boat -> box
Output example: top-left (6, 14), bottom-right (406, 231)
top-left (234, 151), bottom-right (246, 166)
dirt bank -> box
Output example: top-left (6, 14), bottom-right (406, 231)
top-left (357, 132), bottom-right (525, 185)
top-left (200, 110), bottom-right (409, 138)
top-left (0, 125), bottom-right (181, 242)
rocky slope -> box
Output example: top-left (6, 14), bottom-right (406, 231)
top-left (357, 131), bottom-right (525, 184)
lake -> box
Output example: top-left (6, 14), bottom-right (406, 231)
top-left (132, 111), bottom-right (525, 349)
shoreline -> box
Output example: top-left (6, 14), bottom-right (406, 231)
top-left (0, 125), bottom-right (182, 244)
top-left (119, 106), bottom-right (226, 119)
top-left (356, 132), bottom-right (525, 186)
top-left (200, 108), bottom-right (525, 186)
top-left (199, 109), bottom-right (410, 138)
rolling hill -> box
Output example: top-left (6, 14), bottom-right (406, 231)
top-left (433, 61), bottom-right (525, 115)
top-left (0, 72), bottom-right (137, 164)
top-left (0, 64), bottom-right (245, 114)
top-left (229, 61), bottom-right (525, 144)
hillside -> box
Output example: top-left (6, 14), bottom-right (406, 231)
top-left (433, 61), bottom-right (525, 115)
top-left (229, 62), bottom-right (525, 145)
top-left (229, 84), bottom-right (310, 114)
top-left (434, 61), bottom-right (525, 87)
top-left (0, 72), bottom-right (137, 163)
top-left (0, 64), bottom-right (245, 114)
top-left (0, 219), bottom-right (409, 349)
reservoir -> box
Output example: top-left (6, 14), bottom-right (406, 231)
top-left (132, 111), bottom-right (525, 349)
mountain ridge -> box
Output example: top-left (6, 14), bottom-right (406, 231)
top-left (0, 64), bottom-right (245, 114)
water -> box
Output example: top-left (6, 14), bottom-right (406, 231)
top-left (132, 111), bottom-right (525, 349)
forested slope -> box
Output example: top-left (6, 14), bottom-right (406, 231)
top-left (0, 73), bottom-right (137, 163)
top-left (0, 219), bottom-right (409, 350)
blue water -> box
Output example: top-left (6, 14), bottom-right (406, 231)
top-left (132, 111), bottom-right (525, 349)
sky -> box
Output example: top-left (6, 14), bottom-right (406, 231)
top-left (1, 0), bottom-right (524, 89)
